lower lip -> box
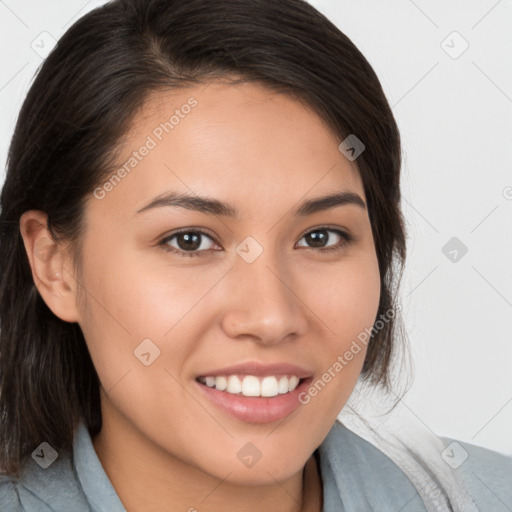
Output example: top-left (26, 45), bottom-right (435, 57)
top-left (195, 378), bottom-right (312, 424)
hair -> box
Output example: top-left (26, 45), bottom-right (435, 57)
top-left (0, 0), bottom-right (406, 477)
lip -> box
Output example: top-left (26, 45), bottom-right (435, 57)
top-left (194, 361), bottom-right (313, 424)
top-left (195, 361), bottom-right (313, 379)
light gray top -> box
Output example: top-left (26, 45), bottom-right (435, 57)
top-left (1, 418), bottom-right (511, 511)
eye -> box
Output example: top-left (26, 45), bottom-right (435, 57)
top-left (159, 229), bottom-right (219, 257)
top-left (296, 228), bottom-right (353, 252)
top-left (159, 226), bottom-right (354, 258)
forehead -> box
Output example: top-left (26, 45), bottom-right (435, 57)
top-left (89, 80), bottom-right (365, 222)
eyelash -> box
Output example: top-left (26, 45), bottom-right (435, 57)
top-left (158, 227), bottom-right (354, 258)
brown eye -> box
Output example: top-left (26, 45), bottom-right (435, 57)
top-left (296, 228), bottom-right (353, 252)
top-left (160, 230), bottom-right (217, 256)
top-left (304, 230), bottom-right (329, 248)
top-left (174, 232), bottom-right (202, 251)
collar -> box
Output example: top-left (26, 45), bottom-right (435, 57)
top-left (73, 420), bottom-right (127, 512)
top-left (72, 418), bottom-right (428, 512)
top-left (318, 420), bottom-right (428, 512)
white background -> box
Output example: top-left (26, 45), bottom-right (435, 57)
top-left (0, 0), bottom-right (511, 455)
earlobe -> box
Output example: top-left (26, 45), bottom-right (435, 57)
top-left (19, 210), bottom-right (81, 323)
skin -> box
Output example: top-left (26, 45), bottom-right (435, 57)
top-left (20, 80), bottom-right (381, 512)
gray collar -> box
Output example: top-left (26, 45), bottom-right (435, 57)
top-left (318, 420), bottom-right (427, 512)
top-left (73, 419), bottom-right (428, 512)
top-left (15, 418), bottom-right (428, 511)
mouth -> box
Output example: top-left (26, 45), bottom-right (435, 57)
top-left (194, 362), bottom-right (313, 424)
top-left (196, 374), bottom-right (304, 397)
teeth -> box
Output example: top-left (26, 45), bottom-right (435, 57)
top-left (215, 376), bottom-right (227, 391)
top-left (242, 376), bottom-right (260, 396)
top-left (261, 376), bottom-right (279, 397)
top-left (227, 375), bottom-right (242, 394)
top-left (278, 376), bottom-right (288, 394)
top-left (200, 375), bottom-right (302, 397)
top-left (288, 376), bottom-right (299, 392)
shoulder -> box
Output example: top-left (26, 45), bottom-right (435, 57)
top-left (320, 420), bottom-right (512, 512)
top-left (441, 437), bottom-right (512, 511)
top-left (0, 473), bottom-right (22, 511)
top-left (0, 447), bottom-right (91, 512)
top-left (319, 420), bottom-right (428, 511)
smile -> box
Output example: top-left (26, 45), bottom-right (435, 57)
top-left (194, 362), bottom-right (313, 423)
top-left (197, 374), bottom-right (301, 397)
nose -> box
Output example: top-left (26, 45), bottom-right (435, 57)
top-left (219, 246), bottom-right (309, 346)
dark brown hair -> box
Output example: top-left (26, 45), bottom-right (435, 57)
top-left (0, 0), bottom-right (406, 477)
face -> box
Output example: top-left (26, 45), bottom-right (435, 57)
top-left (70, 81), bottom-right (381, 484)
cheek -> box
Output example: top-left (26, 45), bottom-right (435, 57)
top-left (80, 241), bottom-right (220, 334)
top-left (299, 250), bottom-right (381, 404)
top-left (76, 245), bottom-right (228, 386)
top-left (305, 251), bottom-right (381, 344)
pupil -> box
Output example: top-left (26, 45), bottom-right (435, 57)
top-left (307, 230), bottom-right (327, 247)
top-left (178, 233), bottom-right (201, 251)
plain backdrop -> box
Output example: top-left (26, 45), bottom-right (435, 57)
top-left (0, 0), bottom-right (511, 456)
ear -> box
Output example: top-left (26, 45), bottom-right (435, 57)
top-left (19, 210), bottom-right (81, 323)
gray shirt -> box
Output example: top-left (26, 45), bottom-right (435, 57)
top-left (1, 419), bottom-right (511, 511)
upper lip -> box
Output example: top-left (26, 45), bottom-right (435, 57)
top-left (196, 361), bottom-right (313, 379)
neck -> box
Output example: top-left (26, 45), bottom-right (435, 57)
top-left (91, 408), bottom-right (323, 512)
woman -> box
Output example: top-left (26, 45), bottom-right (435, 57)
top-left (0, 0), bottom-right (510, 511)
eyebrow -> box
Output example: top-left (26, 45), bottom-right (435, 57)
top-left (136, 190), bottom-right (366, 217)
